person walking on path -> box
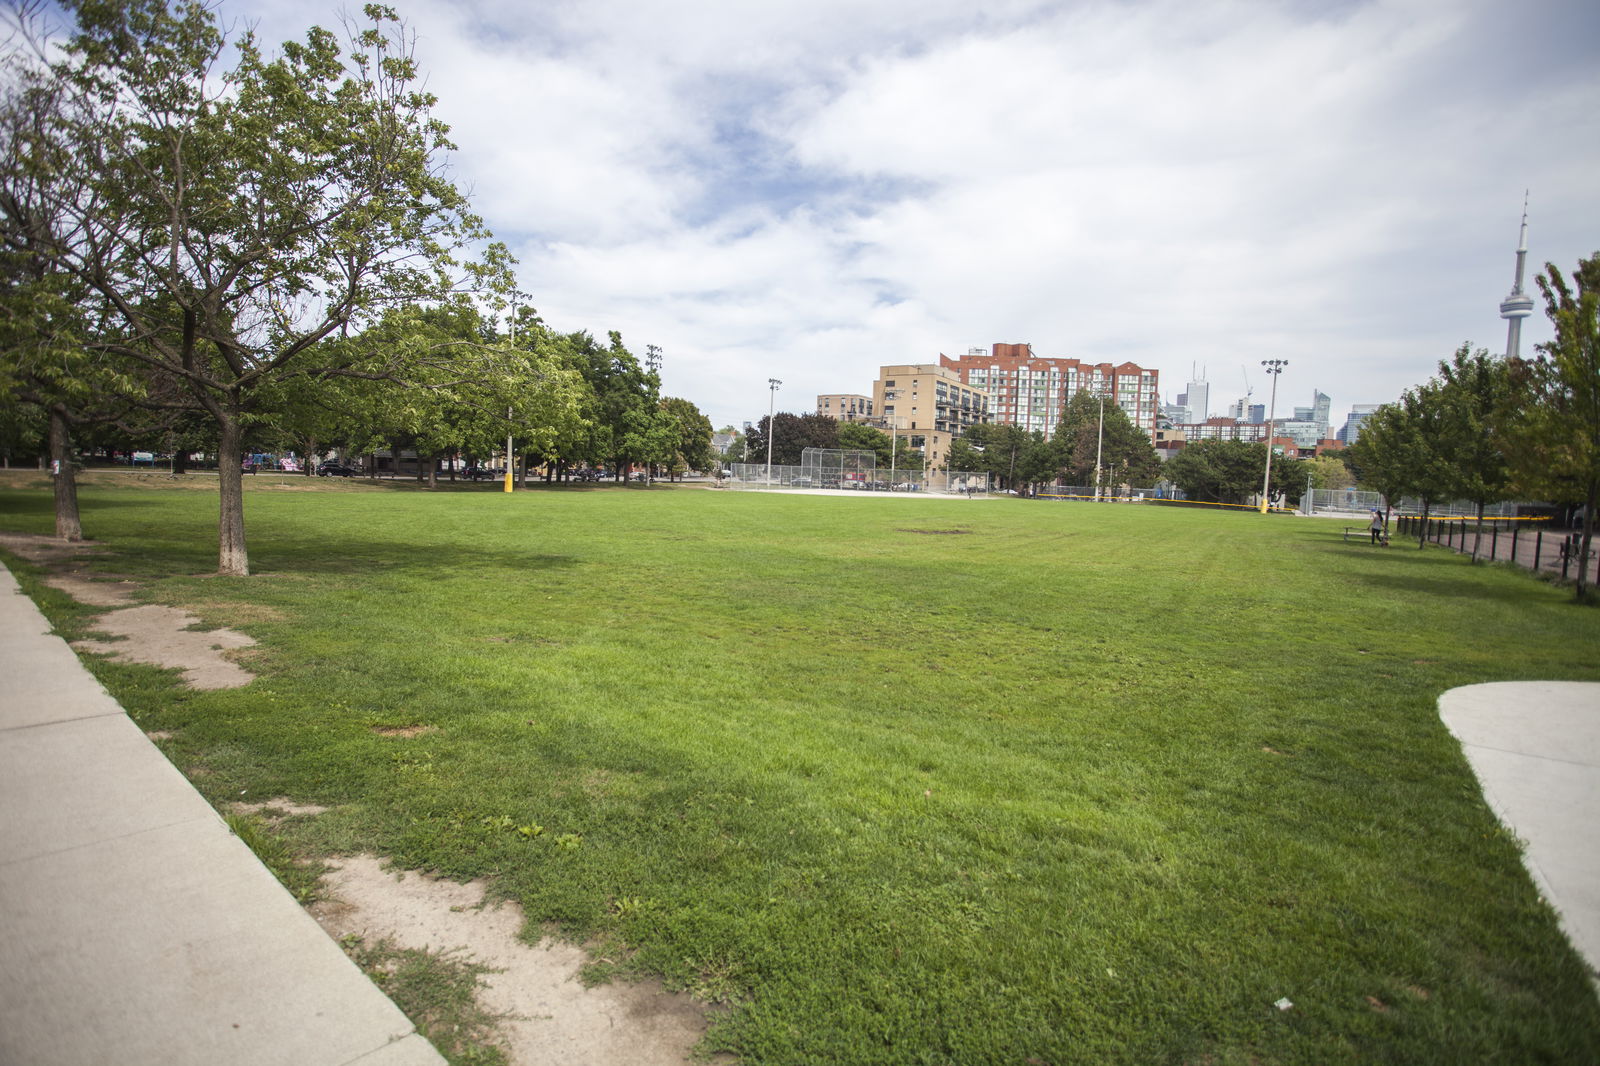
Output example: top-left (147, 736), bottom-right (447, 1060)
top-left (1369, 508), bottom-right (1387, 546)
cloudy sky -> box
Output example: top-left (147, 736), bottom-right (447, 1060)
top-left (226, 0), bottom-right (1595, 431)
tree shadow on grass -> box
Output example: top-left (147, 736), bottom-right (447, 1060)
top-left (246, 541), bottom-right (579, 580)
top-left (1341, 549), bottom-right (1559, 604)
top-left (0, 492), bottom-right (154, 519)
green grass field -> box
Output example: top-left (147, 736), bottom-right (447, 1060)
top-left (3, 474), bottom-right (1598, 1064)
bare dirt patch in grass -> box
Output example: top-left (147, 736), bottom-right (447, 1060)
top-left (4, 533), bottom-right (259, 690)
top-left (231, 797), bottom-right (332, 819)
top-left (0, 531), bottom-right (107, 565)
top-left (42, 573), bottom-right (142, 607)
top-left (897, 527), bottom-right (973, 535)
top-left (371, 724), bottom-right (439, 738)
top-left (73, 604), bottom-right (256, 689)
top-left (312, 855), bottom-right (723, 1066)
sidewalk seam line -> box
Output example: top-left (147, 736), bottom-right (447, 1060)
top-left (0, 812), bottom-right (225, 870)
top-left (1459, 739), bottom-right (1600, 772)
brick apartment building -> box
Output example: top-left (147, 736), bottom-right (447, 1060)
top-left (939, 343), bottom-right (1160, 437)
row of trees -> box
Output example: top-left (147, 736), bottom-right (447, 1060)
top-left (0, 1), bottom-right (712, 575)
top-left (739, 389), bottom-right (1168, 494)
top-left (1344, 255), bottom-right (1598, 599)
top-left (732, 388), bottom-right (1328, 506)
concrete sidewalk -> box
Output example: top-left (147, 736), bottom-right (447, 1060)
top-left (0, 562), bottom-right (444, 1066)
top-left (1441, 682), bottom-right (1600, 978)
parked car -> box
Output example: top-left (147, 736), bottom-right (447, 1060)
top-left (317, 460), bottom-right (359, 477)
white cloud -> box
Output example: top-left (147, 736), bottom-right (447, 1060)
top-left (216, 0), bottom-right (1600, 426)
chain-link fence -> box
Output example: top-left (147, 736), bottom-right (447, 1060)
top-left (1304, 488), bottom-right (1547, 518)
top-left (723, 462), bottom-right (990, 494)
top-left (1037, 485), bottom-right (1178, 501)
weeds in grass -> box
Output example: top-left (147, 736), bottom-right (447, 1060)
top-left (340, 935), bottom-right (510, 1066)
top-left (224, 813), bottom-right (325, 904)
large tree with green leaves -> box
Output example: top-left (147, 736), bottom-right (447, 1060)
top-left (1164, 439), bottom-right (1271, 505)
top-left (744, 412), bottom-right (840, 468)
top-left (946, 422), bottom-right (1038, 491)
top-left (1, 1), bottom-right (510, 574)
top-left (658, 396), bottom-right (714, 478)
top-left (1344, 388), bottom-right (1448, 546)
top-left (1436, 344), bottom-right (1512, 560)
top-left (1497, 253), bottom-right (1600, 600)
top-left (1053, 389), bottom-right (1160, 490)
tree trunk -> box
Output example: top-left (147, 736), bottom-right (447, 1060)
top-left (1471, 503), bottom-right (1485, 561)
top-left (1418, 500), bottom-right (1430, 549)
top-left (48, 407), bottom-right (83, 542)
top-left (425, 453), bottom-right (437, 489)
top-left (304, 437), bottom-right (317, 476)
top-left (1577, 481), bottom-right (1597, 602)
top-left (215, 415), bottom-right (249, 576)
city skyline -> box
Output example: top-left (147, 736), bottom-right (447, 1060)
top-left (213, 0), bottom-right (1597, 429)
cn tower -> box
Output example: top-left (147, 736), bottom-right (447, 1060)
top-left (1499, 196), bottom-right (1535, 359)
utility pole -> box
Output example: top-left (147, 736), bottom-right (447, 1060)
top-left (765, 379), bottom-right (781, 485)
top-left (1258, 359), bottom-right (1288, 513)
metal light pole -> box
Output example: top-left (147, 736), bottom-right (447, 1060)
top-left (504, 290), bottom-right (527, 494)
top-left (1094, 381), bottom-right (1108, 501)
top-left (765, 378), bottom-right (781, 485)
top-left (889, 418), bottom-right (899, 488)
top-left (1258, 359), bottom-right (1288, 513)
top-left (504, 406), bottom-right (514, 493)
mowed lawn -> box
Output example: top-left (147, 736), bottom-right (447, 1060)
top-left (3, 477), bottom-right (1598, 1065)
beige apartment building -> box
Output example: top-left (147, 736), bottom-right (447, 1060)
top-left (869, 364), bottom-right (988, 468)
top-left (816, 393), bottom-right (875, 423)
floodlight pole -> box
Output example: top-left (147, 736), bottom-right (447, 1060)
top-left (1258, 359), bottom-right (1288, 513)
top-left (765, 378), bottom-right (781, 485)
top-left (504, 289), bottom-right (527, 494)
top-left (890, 419), bottom-right (898, 488)
top-left (1094, 382), bottom-right (1107, 501)
top-left (504, 406), bottom-right (514, 493)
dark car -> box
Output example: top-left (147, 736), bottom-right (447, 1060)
top-left (317, 460), bottom-right (359, 477)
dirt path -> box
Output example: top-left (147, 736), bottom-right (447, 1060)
top-left (312, 856), bottom-right (720, 1066)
